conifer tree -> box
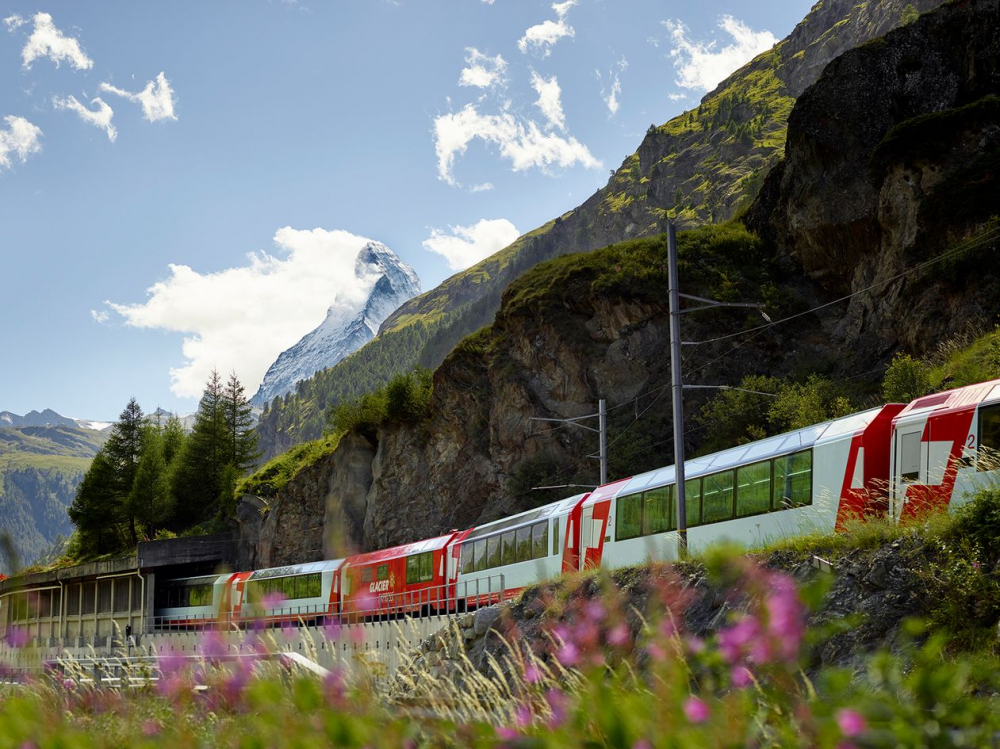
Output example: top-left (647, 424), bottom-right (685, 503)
top-left (171, 369), bottom-right (228, 524)
top-left (103, 397), bottom-right (146, 545)
top-left (128, 428), bottom-right (173, 540)
top-left (223, 371), bottom-right (260, 472)
top-left (68, 448), bottom-right (128, 556)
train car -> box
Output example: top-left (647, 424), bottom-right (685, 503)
top-left (153, 573), bottom-right (235, 628)
top-left (578, 403), bottom-right (904, 566)
top-left (340, 534), bottom-right (459, 618)
top-left (229, 560), bottom-right (343, 625)
top-left (890, 378), bottom-right (1000, 521)
top-left (453, 493), bottom-right (589, 607)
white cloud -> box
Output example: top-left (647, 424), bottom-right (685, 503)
top-left (530, 71), bottom-right (565, 131)
top-left (423, 218), bottom-right (520, 270)
top-left (664, 15), bottom-right (777, 92)
top-left (4, 15), bottom-right (26, 32)
top-left (459, 48), bottom-right (508, 89)
top-left (597, 56), bottom-right (628, 116)
top-left (53, 95), bottom-right (117, 142)
top-left (20, 12), bottom-right (93, 70)
top-left (471, 182), bottom-right (494, 192)
top-left (104, 228), bottom-right (384, 398)
top-left (518, 0), bottom-right (576, 57)
top-left (100, 73), bottom-right (177, 122)
top-left (668, 93), bottom-right (688, 101)
top-left (0, 116), bottom-right (43, 171)
top-left (433, 103), bottom-right (600, 185)
top-left (91, 309), bottom-right (109, 324)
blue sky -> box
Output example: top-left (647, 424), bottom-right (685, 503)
top-left (0, 0), bottom-right (812, 421)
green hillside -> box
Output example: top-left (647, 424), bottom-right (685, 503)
top-left (0, 425), bottom-right (107, 572)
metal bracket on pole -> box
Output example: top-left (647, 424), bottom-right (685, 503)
top-left (530, 399), bottom-right (608, 487)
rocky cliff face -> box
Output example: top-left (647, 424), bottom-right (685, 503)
top-left (749, 0), bottom-right (1000, 363)
top-left (251, 242), bottom-right (420, 408)
top-left (254, 0), bottom-right (941, 462)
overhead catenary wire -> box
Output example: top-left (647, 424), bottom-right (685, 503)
top-left (684, 225), bottom-right (1000, 347)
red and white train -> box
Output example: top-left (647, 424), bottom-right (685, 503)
top-left (154, 378), bottom-right (1000, 627)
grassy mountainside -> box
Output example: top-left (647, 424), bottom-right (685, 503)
top-left (0, 425), bottom-right (107, 572)
top-left (255, 0), bottom-right (945, 460)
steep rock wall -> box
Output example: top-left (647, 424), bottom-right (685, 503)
top-left (751, 0), bottom-right (1000, 363)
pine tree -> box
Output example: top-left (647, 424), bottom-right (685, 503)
top-left (128, 428), bottom-right (173, 540)
top-left (223, 371), bottom-right (260, 472)
top-left (102, 397), bottom-right (146, 546)
top-left (171, 369), bottom-right (228, 525)
top-left (68, 448), bottom-right (128, 556)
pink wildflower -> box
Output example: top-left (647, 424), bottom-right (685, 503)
top-left (6, 627), bottom-right (29, 648)
top-left (645, 642), bottom-right (667, 662)
top-left (556, 641), bottom-right (579, 667)
top-left (765, 574), bottom-right (805, 661)
top-left (142, 721), bottom-right (162, 738)
top-left (515, 703), bottom-right (533, 728)
top-left (686, 636), bottom-right (705, 654)
top-left (683, 696), bottom-right (710, 724)
top-left (524, 662), bottom-right (541, 684)
top-left (718, 616), bottom-right (760, 664)
top-left (61, 678), bottom-right (75, 690)
top-left (632, 741), bottom-right (653, 749)
top-left (731, 665), bottom-right (753, 688)
top-left (545, 688), bottom-right (568, 728)
top-left (585, 601), bottom-right (606, 622)
top-left (497, 727), bottom-right (518, 740)
top-left (836, 709), bottom-right (867, 738)
top-left (607, 623), bottom-right (630, 647)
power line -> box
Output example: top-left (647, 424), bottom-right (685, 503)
top-left (685, 226), bottom-right (1000, 347)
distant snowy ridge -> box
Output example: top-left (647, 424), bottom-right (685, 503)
top-left (0, 409), bottom-right (101, 431)
top-left (251, 241), bottom-right (421, 407)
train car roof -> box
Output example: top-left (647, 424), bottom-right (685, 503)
top-left (160, 573), bottom-right (233, 586)
top-left (613, 405), bottom-right (891, 499)
top-left (894, 377), bottom-right (1000, 426)
top-left (461, 493), bottom-right (588, 543)
top-left (342, 534), bottom-right (457, 567)
top-left (580, 479), bottom-right (632, 510)
top-left (246, 559), bottom-right (345, 580)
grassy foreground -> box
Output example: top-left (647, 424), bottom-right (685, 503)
top-left (6, 494), bottom-right (1000, 747)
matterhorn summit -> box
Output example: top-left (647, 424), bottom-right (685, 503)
top-left (251, 241), bottom-right (421, 407)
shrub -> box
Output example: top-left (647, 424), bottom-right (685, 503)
top-left (882, 353), bottom-right (931, 402)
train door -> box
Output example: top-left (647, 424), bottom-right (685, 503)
top-left (579, 505), bottom-right (594, 571)
top-left (892, 423), bottom-right (927, 520)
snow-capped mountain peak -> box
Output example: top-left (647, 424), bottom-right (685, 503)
top-left (250, 241), bottom-right (421, 407)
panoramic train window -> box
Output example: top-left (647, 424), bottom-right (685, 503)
top-left (553, 517), bottom-right (560, 556)
top-left (294, 574), bottom-right (321, 599)
top-left (702, 471), bottom-right (735, 523)
top-left (531, 521), bottom-right (548, 558)
top-left (774, 450), bottom-right (813, 507)
top-left (502, 531), bottom-right (516, 566)
top-left (979, 404), bottom-right (1000, 471)
top-left (361, 567), bottom-right (373, 584)
top-left (487, 535), bottom-right (502, 568)
top-left (474, 540), bottom-right (487, 572)
top-left (376, 564), bottom-right (389, 581)
top-left (460, 544), bottom-right (474, 575)
top-left (616, 493), bottom-right (643, 541)
top-left (188, 585), bottom-right (213, 607)
top-left (516, 526), bottom-right (532, 563)
top-left (643, 486), bottom-right (672, 536)
top-left (737, 461), bottom-right (772, 517)
top-left (685, 478), bottom-right (703, 527)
